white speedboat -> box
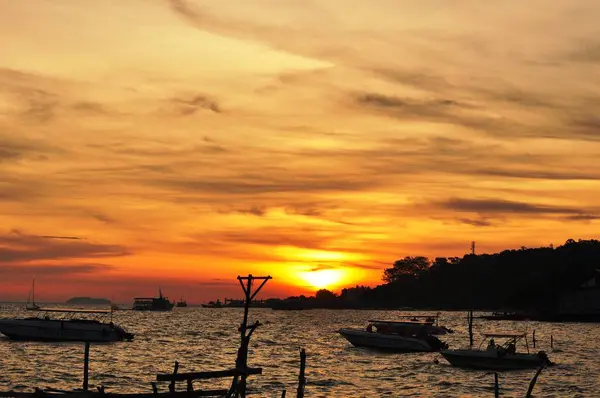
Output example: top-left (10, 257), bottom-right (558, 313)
top-left (441, 333), bottom-right (552, 370)
top-left (338, 320), bottom-right (449, 352)
top-left (0, 308), bottom-right (133, 342)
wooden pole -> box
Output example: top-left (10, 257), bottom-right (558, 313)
top-left (297, 349), bottom-right (306, 398)
top-left (468, 311), bottom-right (474, 347)
top-left (526, 364), bottom-right (545, 397)
top-left (169, 361), bottom-right (179, 393)
top-left (494, 373), bottom-right (499, 398)
top-left (83, 342), bottom-right (90, 391)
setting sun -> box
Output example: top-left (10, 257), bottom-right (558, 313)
top-left (300, 269), bottom-right (346, 290)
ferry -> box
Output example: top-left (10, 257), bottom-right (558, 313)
top-left (132, 288), bottom-right (174, 311)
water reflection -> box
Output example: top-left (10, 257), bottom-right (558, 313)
top-left (0, 306), bottom-right (597, 397)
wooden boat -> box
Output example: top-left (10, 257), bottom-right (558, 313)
top-left (175, 298), bottom-right (187, 308)
top-left (440, 333), bottom-right (553, 370)
top-left (0, 308), bottom-right (134, 342)
top-left (338, 319), bottom-right (449, 352)
top-left (132, 289), bottom-right (174, 311)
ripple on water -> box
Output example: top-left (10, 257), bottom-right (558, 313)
top-left (0, 308), bottom-right (599, 396)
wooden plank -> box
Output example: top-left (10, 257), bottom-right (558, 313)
top-left (156, 368), bottom-right (262, 382)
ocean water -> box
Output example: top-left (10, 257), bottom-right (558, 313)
top-left (0, 306), bottom-right (597, 397)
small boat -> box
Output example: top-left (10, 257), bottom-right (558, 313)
top-left (440, 333), bottom-right (553, 370)
top-left (132, 288), bottom-right (174, 311)
top-left (201, 299), bottom-right (223, 308)
top-left (25, 279), bottom-right (41, 311)
top-left (0, 308), bottom-right (133, 342)
top-left (175, 298), bottom-right (187, 308)
top-left (338, 320), bottom-right (449, 352)
top-left (478, 311), bottom-right (530, 321)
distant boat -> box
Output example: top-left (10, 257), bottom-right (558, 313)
top-left (201, 299), bottom-right (223, 308)
top-left (338, 319), bottom-right (449, 352)
top-left (478, 311), bottom-right (530, 321)
top-left (0, 307), bottom-right (133, 342)
top-left (440, 333), bottom-right (552, 370)
top-left (176, 298), bottom-right (188, 308)
top-left (132, 288), bottom-right (174, 311)
top-left (25, 279), bottom-right (40, 311)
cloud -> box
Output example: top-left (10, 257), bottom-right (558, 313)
top-left (0, 263), bottom-right (113, 275)
top-left (437, 198), bottom-right (587, 216)
top-left (456, 218), bottom-right (494, 227)
top-left (0, 231), bottom-right (130, 263)
top-left (170, 94), bottom-right (221, 115)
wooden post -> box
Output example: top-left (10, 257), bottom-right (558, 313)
top-left (169, 361), bottom-right (179, 393)
top-left (532, 330), bottom-right (536, 348)
top-left (281, 390), bottom-right (286, 398)
top-left (526, 364), bottom-right (545, 397)
top-left (151, 382), bottom-right (158, 395)
top-left (83, 342), bottom-right (90, 391)
top-left (494, 373), bottom-right (499, 398)
top-left (297, 349), bottom-right (306, 398)
top-left (468, 311), bottom-right (474, 347)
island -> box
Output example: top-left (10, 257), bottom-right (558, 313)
top-left (66, 297), bottom-right (111, 305)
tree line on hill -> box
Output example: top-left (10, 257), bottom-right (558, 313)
top-left (269, 239), bottom-right (600, 313)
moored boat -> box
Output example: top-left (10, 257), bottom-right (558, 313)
top-left (338, 320), bottom-right (449, 352)
top-left (201, 299), bottom-right (223, 308)
top-left (0, 308), bottom-right (133, 342)
top-left (478, 311), bottom-right (530, 321)
top-left (132, 289), bottom-right (174, 311)
top-left (440, 333), bottom-right (552, 370)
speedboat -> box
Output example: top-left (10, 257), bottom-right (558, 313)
top-left (338, 320), bottom-right (449, 352)
top-left (0, 308), bottom-right (134, 342)
top-left (440, 333), bottom-right (552, 370)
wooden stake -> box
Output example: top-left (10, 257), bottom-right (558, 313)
top-left (83, 342), bottom-right (90, 391)
top-left (494, 373), bottom-right (499, 398)
top-left (468, 311), bottom-right (474, 347)
top-left (526, 364), bottom-right (545, 397)
top-left (297, 349), bottom-right (306, 398)
top-left (169, 361), bottom-right (179, 393)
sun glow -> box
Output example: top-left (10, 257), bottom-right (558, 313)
top-left (300, 269), bottom-right (346, 290)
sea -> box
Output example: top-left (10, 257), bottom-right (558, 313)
top-left (0, 305), bottom-right (598, 397)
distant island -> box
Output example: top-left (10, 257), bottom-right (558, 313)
top-left (66, 297), bottom-right (111, 305)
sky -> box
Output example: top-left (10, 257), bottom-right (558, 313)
top-left (1, 0), bottom-right (599, 303)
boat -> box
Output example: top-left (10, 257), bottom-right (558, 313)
top-left (0, 275), bottom-right (311, 398)
top-left (440, 333), bottom-right (553, 370)
top-left (338, 319), bottom-right (449, 352)
top-left (0, 307), bottom-right (134, 342)
top-left (478, 311), bottom-right (530, 321)
top-left (175, 298), bottom-right (187, 308)
top-left (201, 299), bottom-right (223, 308)
top-left (132, 289), bottom-right (174, 311)
top-left (25, 279), bottom-right (41, 311)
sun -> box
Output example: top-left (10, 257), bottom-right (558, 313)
top-left (300, 269), bottom-right (345, 290)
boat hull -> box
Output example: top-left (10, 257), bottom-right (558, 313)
top-left (338, 328), bottom-right (441, 352)
top-left (440, 349), bottom-right (547, 370)
top-left (0, 319), bottom-right (132, 343)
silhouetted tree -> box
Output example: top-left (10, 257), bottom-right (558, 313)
top-left (315, 289), bottom-right (337, 301)
top-left (383, 256), bottom-right (430, 283)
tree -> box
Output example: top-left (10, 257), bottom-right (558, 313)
top-left (383, 256), bottom-right (430, 283)
top-left (315, 289), bottom-right (337, 301)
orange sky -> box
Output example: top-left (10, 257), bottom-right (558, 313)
top-left (1, 0), bottom-right (599, 303)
